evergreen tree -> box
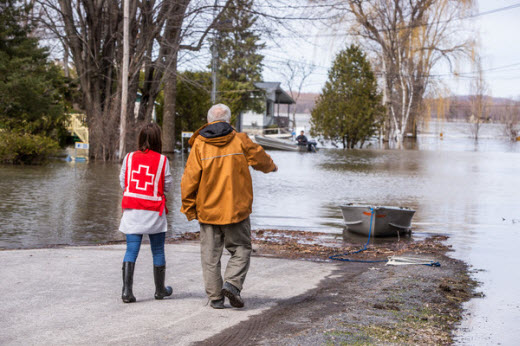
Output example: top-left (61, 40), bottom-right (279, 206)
top-left (0, 0), bottom-right (68, 141)
top-left (311, 45), bottom-right (384, 149)
top-left (214, 0), bottom-right (265, 123)
top-left (175, 71), bottom-right (212, 134)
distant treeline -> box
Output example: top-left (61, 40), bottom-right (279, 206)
top-left (296, 93), bottom-right (519, 123)
top-left (423, 96), bottom-right (520, 122)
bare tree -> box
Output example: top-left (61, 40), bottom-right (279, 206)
top-left (280, 60), bottom-right (315, 129)
top-left (35, 0), bottom-right (163, 159)
top-left (319, 0), bottom-right (475, 146)
top-left (500, 99), bottom-right (520, 141)
top-left (159, 1), bottom-right (237, 153)
top-left (35, 0), bottom-right (236, 159)
top-left (469, 55), bottom-right (489, 140)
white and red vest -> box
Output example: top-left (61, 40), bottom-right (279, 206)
top-left (121, 150), bottom-right (168, 216)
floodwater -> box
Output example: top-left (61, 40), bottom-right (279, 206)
top-left (0, 121), bottom-right (519, 344)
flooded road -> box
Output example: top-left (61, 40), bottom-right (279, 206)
top-left (0, 124), bottom-right (519, 344)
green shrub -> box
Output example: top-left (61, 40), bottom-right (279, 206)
top-left (0, 131), bottom-right (59, 164)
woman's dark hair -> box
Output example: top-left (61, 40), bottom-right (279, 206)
top-left (138, 122), bottom-right (162, 153)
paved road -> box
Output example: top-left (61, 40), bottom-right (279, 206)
top-left (0, 243), bottom-right (333, 345)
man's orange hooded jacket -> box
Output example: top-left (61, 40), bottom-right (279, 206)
top-left (180, 121), bottom-right (276, 225)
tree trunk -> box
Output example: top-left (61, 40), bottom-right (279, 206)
top-left (63, 45), bottom-right (69, 78)
top-left (124, 74), bottom-right (141, 153)
top-left (87, 103), bottom-right (103, 160)
top-left (162, 57), bottom-right (178, 153)
top-left (87, 103), bottom-right (120, 161)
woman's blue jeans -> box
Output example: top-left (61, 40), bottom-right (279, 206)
top-left (123, 232), bottom-right (166, 266)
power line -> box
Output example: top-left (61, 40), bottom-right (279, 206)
top-left (471, 3), bottom-right (520, 18)
top-left (264, 50), bottom-right (520, 78)
top-left (275, 2), bottom-right (520, 39)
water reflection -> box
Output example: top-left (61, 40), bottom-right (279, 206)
top-left (0, 163), bottom-right (124, 247)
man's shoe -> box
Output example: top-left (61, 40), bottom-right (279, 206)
top-left (153, 265), bottom-right (173, 300)
top-left (222, 282), bottom-right (244, 308)
top-left (210, 298), bottom-right (225, 309)
top-left (122, 262), bottom-right (136, 303)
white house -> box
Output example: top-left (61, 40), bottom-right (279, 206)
top-left (239, 82), bottom-right (295, 131)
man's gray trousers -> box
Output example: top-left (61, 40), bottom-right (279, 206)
top-left (199, 217), bottom-right (252, 301)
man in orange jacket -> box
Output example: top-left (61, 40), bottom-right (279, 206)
top-left (181, 104), bottom-right (277, 309)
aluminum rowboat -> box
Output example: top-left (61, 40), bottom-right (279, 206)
top-left (340, 204), bottom-right (415, 237)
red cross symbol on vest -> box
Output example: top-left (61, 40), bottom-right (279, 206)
top-left (131, 164), bottom-right (154, 191)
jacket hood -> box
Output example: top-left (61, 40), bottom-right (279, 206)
top-left (189, 121), bottom-right (236, 147)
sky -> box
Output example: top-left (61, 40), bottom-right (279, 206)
top-left (261, 0), bottom-right (520, 99)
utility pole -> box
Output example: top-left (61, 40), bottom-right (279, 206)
top-left (119, 0), bottom-right (130, 159)
top-left (211, 41), bottom-right (218, 104)
top-left (210, 0), bottom-right (218, 104)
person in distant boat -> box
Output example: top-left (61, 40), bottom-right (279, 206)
top-left (296, 130), bottom-right (308, 146)
top-left (180, 103), bottom-right (277, 309)
top-left (119, 123), bottom-right (173, 303)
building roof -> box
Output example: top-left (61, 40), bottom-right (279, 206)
top-left (254, 82), bottom-right (295, 104)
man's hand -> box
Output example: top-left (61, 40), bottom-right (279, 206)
top-left (186, 211), bottom-right (198, 221)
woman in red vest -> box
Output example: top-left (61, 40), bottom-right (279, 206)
top-left (119, 123), bottom-right (172, 303)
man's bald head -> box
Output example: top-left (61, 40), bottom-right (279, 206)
top-left (207, 104), bottom-right (231, 123)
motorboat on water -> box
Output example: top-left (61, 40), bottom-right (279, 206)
top-left (254, 135), bottom-right (299, 151)
top-left (254, 135), bottom-right (318, 152)
top-left (340, 204), bottom-right (415, 237)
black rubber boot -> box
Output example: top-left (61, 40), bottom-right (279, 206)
top-left (154, 265), bottom-right (173, 300)
top-left (122, 262), bottom-right (136, 303)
